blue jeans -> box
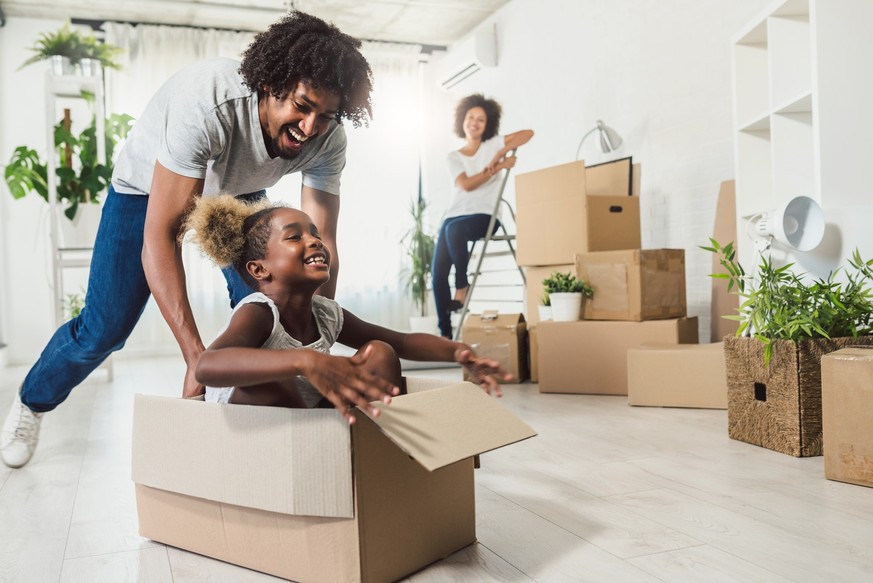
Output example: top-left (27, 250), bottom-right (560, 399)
top-left (431, 213), bottom-right (500, 338)
top-left (20, 187), bottom-right (257, 412)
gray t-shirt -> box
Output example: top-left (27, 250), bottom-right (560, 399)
top-left (111, 57), bottom-right (346, 197)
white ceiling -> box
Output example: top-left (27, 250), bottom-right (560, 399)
top-left (1, 0), bottom-right (510, 46)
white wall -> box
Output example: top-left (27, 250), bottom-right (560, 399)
top-left (0, 17), bottom-right (68, 365)
top-left (421, 0), bottom-right (775, 340)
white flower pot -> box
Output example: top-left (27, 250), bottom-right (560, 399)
top-left (50, 55), bottom-right (76, 76)
top-left (409, 315), bottom-right (438, 334)
top-left (59, 204), bottom-right (102, 249)
top-left (79, 58), bottom-right (103, 77)
top-left (537, 304), bottom-right (553, 322)
top-left (550, 292), bottom-right (583, 322)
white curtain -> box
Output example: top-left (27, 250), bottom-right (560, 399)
top-left (101, 24), bottom-right (423, 355)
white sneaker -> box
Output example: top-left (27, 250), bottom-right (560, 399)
top-left (0, 391), bottom-right (44, 468)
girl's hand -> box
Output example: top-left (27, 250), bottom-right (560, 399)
top-left (306, 347), bottom-right (400, 424)
top-left (454, 347), bottom-right (509, 397)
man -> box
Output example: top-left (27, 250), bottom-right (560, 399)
top-left (1, 11), bottom-right (375, 468)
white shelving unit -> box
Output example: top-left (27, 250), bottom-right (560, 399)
top-left (731, 0), bottom-right (873, 271)
top-left (44, 71), bottom-right (112, 379)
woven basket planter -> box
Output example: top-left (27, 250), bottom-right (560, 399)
top-left (724, 335), bottom-right (873, 457)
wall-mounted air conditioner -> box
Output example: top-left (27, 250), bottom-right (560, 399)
top-left (437, 24), bottom-right (497, 90)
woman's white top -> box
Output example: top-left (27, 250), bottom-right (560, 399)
top-left (444, 135), bottom-right (506, 219)
top-left (205, 292), bottom-right (344, 407)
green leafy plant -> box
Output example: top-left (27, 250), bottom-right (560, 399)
top-left (63, 291), bottom-right (85, 319)
top-left (19, 21), bottom-right (85, 69)
top-left (401, 196), bottom-right (436, 317)
top-left (19, 21), bottom-right (123, 70)
top-left (4, 112), bottom-right (134, 220)
top-left (541, 291), bottom-right (551, 306)
top-left (543, 271), bottom-right (593, 297)
top-left (703, 238), bottom-right (873, 365)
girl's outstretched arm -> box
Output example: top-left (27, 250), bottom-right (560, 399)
top-left (196, 303), bottom-right (399, 422)
top-left (337, 310), bottom-right (510, 395)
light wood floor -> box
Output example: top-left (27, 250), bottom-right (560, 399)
top-left (2, 356), bottom-right (873, 583)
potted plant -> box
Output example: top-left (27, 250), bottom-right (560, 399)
top-left (704, 238), bottom-right (873, 456)
top-left (538, 291), bottom-right (552, 322)
top-left (77, 34), bottom-right (123, 76)
top-left (542, 271), bottom-right (593, 321)
top-left (4, 111), bottom-right (135, 245)
top-left (19, 21), bottom-right (123, 76)
top-left (63, 291), bottom-right (85, 320)
top-left (401, 195), bottom-right (436, 332)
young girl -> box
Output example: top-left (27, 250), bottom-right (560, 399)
top-left (187, 195), bottom-right (509, 424)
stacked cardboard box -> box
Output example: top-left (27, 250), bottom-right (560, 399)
top-left (518, 158), bottom-right (641, 326)
top-left (517, 158), bottom-right (701, 395)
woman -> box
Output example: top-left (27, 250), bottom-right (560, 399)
top-left (431, 94), bottom-right (534, 338)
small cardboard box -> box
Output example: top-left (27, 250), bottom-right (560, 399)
top-left (627, 342), bottom-right (727, 409)
top-left (132, 383), bottom-right (536, 583)
top-left (529, 325), bottom-right (539, 383)
top-left (523, 264), bottom-right (575, 325)
top-left (461, 312), bottom-right (528, 382)
top-left (537, 317), bottom-right (698, 395)
top-left (821, 348), bottom-right (873, 487)
top-left (576, 249), bottom-right (687, 321)
top-left (515, 161), bottom-right (641, 267)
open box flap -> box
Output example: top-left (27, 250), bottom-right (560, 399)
top-left (361, 382), bottom-right (537, 472)
top-left (131, 394), bottom-right (355, 518)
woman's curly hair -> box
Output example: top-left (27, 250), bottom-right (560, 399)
top-left (185, 195), bottom-right (283, 289)
top-left (454, 93), bottom-right (502, 140)
top-left (239, 10), bottom-right (373, 128)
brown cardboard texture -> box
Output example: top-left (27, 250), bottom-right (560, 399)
top-left (537, 318), bottom-right (698, 395)
top-left (523, 264), bottom-right (574, 325)
top-left (515, 161), bottom-right (641, 267)
top-left (461, 312), bottom-right (528, 382)
top-left (821, 348), bottom-right (873, 487)
top-left (627, 342), bottom-right (727, 409)
top-left (576, 249), bottom-right (687, 321)
top-left (529, 325), bottom-right (539, 383)
top-left (585, 157), bottom-right (632, 196)
top-left (711, 180), bottom-right (740, 341)
top-left (132, 383), bottom-right (536, 583)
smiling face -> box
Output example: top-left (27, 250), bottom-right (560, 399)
top-left (258, 80), bottom-right (341, 160)
top-left (248, 208), bottom-right (331, 290)
top-left (462, 106), bottom-right (488, 141)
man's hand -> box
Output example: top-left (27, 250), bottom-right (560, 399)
top-left (183, 348), bottom-right (206, 398)
top-left (306, 346), bottom-right (401, 424)
top-left (455, 347), bottom-right (509, 397)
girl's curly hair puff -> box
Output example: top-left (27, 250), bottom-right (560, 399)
top-left (239, 10), bottom-right (373, 128)
top-left (186, 195), bottom-right (282, 289)
top-left (454, 93), bottom-right (502, 140)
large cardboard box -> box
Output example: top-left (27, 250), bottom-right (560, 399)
top-left (132, 383), bottom-right (536, 583)
top-left (724, 335), bottom-right (873, 457)
top-left (537, 317), bottom-right (698, 395)
top-left (515, 161), bottom-right (641, 267)
top-left (821, 348), bottom-right (873, 487)
top-left (529, 325), bottom-right (539, 383)
top-left (461, 312), bottom-right (528, 382)
top-left (576, 249), bottom-right (687, 321)
top-left (523, 263), bottom-right (574, 325)
top-left (711, 180), bottom-right (740, 341)
top-left (627, 342), bottom-right (727, 409)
